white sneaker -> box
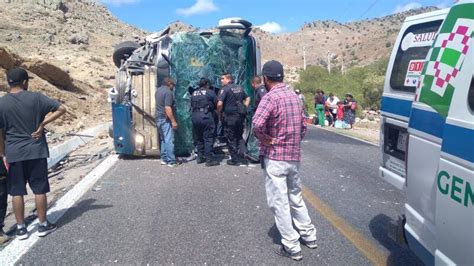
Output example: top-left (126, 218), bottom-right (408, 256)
top-left (167, 162), bottom-right (181, 168)
top-left (301, 239), bottom-right (318, 249)
top-left (160, 160), bottom-right (167, 165)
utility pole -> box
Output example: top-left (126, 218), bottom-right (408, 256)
top-left (341, 57), bottom-right (345, 75)
top-left (327, 51), bottom-right (331, 73)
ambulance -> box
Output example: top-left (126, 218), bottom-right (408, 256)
top-left (379, 1), bottom-right (473, 265)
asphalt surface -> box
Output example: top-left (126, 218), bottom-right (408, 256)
top-left (17, 127), bottom-right (422, 265)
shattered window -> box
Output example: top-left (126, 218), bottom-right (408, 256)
top-left (169, 31), bottom-right (258, 156)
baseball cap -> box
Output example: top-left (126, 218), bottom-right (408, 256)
top-left (7, 67), bottom-right (33, 86)
top-left (262, 60), bottom-right (284, 78)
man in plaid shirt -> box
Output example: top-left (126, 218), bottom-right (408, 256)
top-left (253, 60), bottom-right (317, 261)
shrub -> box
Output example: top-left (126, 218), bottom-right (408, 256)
top-left (294, 57), bottom-right (388, 111)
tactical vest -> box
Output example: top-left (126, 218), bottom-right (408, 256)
top-left (191, 88), bottom-right (212, 113)
top-left (223, 84), bottom-right (246, 114)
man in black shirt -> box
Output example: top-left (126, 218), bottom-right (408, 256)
top-left (217, 73), bottom-right (250, 166)
top-left (155, 77), bottom-right (179, 167)
top-left (0, 68), bottom-right (66, 240)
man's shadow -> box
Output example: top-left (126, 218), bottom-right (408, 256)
top-left (267, 224), bottom-right (281, 244)
top-left (5, 198), bottom-right (112, 236)
top-left (52, 198), bottom-right (112, 229)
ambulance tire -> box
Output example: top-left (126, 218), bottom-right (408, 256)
top-left (113, 41), bottom-right (140, 68)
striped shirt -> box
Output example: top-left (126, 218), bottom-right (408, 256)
top-left (252, 83), bottom-right (307, 161)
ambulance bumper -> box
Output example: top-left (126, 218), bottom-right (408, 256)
top-left (379, 166), bottom-right (405, 190)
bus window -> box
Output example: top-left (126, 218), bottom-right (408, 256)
top-left (390, 20), bottom-right (443, 93)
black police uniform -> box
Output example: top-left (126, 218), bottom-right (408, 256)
top-left (253, 85), bottom-right (267, 112)
top-left (218, 83), bottom-right (248, 163)
top-left (191, 87), bottom-right (218, 164)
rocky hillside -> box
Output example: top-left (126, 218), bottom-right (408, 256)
top-left (163, 7), bottom-right (438, 82)
top-left (0, 0), bottom-right (145, 134)
top-left (0, 1), bottom-right (439, 135)
top-left (252, 7), bottom-right (438, 69)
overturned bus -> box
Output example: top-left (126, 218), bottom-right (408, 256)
top-left (109, 18), bottom-right (261, 159)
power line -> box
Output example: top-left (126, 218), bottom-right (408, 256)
top-left (357, 0), bottom-right (381, 21)
top-left (339, 0), bottom-right (355, 22)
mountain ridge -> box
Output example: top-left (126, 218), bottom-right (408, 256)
top-left (0, 1), bottom-right (440, 132)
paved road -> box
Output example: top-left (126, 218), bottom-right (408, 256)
top-left (18, 127), bottom-right (422, 265)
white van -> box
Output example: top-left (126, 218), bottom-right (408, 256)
top-left (380, 1), bottom-right (473, 265)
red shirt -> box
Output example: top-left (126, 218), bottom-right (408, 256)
top-left (337, 105), bottom-right (344, 120)
top-left (252, 83), bottom-right (307, 161)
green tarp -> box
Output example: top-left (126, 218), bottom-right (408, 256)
top-left (169, 31), bottom-right (259, 158)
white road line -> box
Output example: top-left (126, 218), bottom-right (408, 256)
top-left (0, 155), bottom-right (119, 265)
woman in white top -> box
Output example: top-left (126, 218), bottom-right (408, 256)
top-left (325, 93), bottom-right (339, 127)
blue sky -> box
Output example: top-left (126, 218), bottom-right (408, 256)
top-left (100, 0), bottom-right (453, 33)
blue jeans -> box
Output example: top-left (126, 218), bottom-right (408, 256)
top-left (156, 118), bottom-right (176, 164)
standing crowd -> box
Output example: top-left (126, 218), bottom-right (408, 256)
top-left (0, 61), bottom-right (317, 261)
top-left (134, 61), bottom-right (319, 260)
top-left (156, 73), bottom-right (252, 168)
top-left (304, 89), bottom-right (358, 129)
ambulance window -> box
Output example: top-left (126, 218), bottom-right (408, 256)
top-left (468, 75), bottom-right (474, 111)
top-left (390, 20), bottom-right (443, 93)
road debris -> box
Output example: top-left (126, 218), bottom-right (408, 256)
top-left (1, 135), bottom-right (114, 237)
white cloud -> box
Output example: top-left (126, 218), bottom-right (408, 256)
top-left (436, 1), bottom-right (450, 9)
top-left (176, 0), bottom-right (218, 16)
top-left (101, 0), bottom-right (140, 6)
top-left (256, 22), bottom-right (284, 34)
top-left (393, 2), bottom-right (422, 14)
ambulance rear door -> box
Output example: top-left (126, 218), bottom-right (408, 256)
top-left (379, 10), bottom-right (447, 190)
top-left (435, 55), bottom-right (474, 266)
top-left (406, 2), bottom-right (474, 264)
top-left (431, 3), bottom-right (474, 264)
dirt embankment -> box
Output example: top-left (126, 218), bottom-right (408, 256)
top-left (0, 1), bottom-right (146, 135)
top-left (0, 47), bottom-right (107, 136)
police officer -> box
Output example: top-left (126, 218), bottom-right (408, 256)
top-left (191, 78), bottom-right (219, 166)
top-left (243, 75), bottom-right (268, 163)
top-left (252, 76), bottom-right (267, 112)
top-left (217, 73), bottom-right (250, 166)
